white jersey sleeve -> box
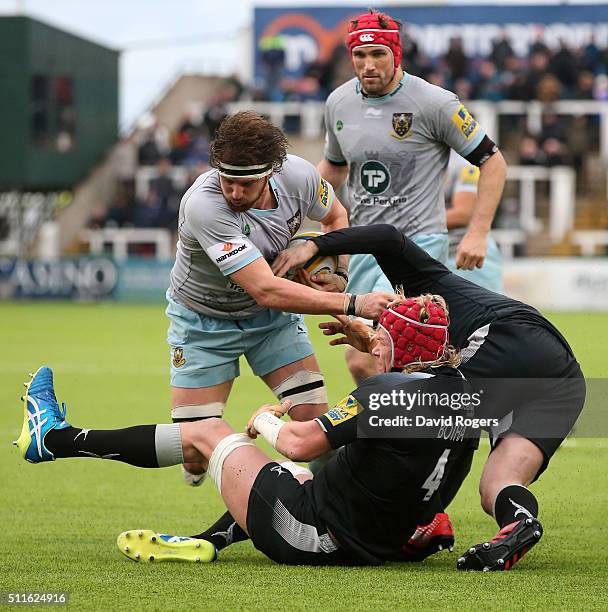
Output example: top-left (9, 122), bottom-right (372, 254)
top-left (323, 94), bottom-right (347, 164)
top-left (432, 94), bottom-right (486, 159)
top-left (183, 191), bottom-right (262, 276)
top-left (306, 170), bottom-right (336, 222)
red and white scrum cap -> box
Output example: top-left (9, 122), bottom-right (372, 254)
top-left (346, 11), bottom-right (402, 69)
top-left (378, 297), bottom-right (449, 369)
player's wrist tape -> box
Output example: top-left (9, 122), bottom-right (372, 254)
top-left (252, 412), bottom-right (285, 448)
top-left (344, 293), bottom-right (358, 316)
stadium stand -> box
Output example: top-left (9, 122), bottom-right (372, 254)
top-left (78, 31), bottom-right (607, 259)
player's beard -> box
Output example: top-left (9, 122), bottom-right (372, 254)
top-left (361, 69), bottom-right (396, 97)
top-left (225, 177), bottom-right (269, 213)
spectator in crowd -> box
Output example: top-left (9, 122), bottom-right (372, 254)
top-left (572, 71), bottom-right (595, 99)
top-left (536, 73), bottom-right (562, 102)
top-left (203, 92), bottom-right (229, 139)
top-left (473, 60), bottom-right (505, 101)
top-left (542, 137), bottom-right (570, 167)
top-left (133, 188), bottom-right (162, 228)
top-left (444, 36), bottom-right (468, 82)
top-left (137, 117), bottom-right (171, 166)
top-left (490, 32), bottom-right (514, 70)
top-left (520, 51), bottom-right (551, 100)
top-left (550, 39), bottom-right (578, 90)
top-left (529, 29), bottom-right (549, 57)
top-left (566, 115), bottom-right (593, 189)
top-left (518, 135), bottom-right (545, 166)
top-left (539, 113), bottom-right (567, 144)
top-left (148, 158), bottom-right (179, 229)
top-left (171, 113), bottom-right (200, 165)
top-left (259, 34), bottom-right (286, 101)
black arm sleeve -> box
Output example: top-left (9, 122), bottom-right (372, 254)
top-left (311, 224), bottom-right (525, 348)
top-left (315, 394), bottom-right (361, 449)
top-left (312, 224), bottom-right (451, 296)
top-left (464, 135), bottom-right (499, 167)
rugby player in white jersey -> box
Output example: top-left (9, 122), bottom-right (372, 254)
top-left (445, 153), bottom-right (504, 294)
top-left (316, 9), bottom-right (507, 385)
top-left (165, 111), bottom-right (393, 485)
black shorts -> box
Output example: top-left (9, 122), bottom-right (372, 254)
top-left (459, 319), bottom-right (586, 476)
top-left (246, 462), bottom-right (359, 566)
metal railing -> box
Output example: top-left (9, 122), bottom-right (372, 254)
top-left (82, 228), bottom-right (173, 261)
top-left (227, 99), bottom-right (608, 159)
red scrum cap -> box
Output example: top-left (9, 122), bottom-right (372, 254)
top-left (378, 296), bottom-right (449, 369)
top-left (346, 10), bottom-right (403, 70)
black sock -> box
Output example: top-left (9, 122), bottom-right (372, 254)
top-left (494, 485), bottom-right (539, 528)
top-left (45, 425), bottom-right (160, 468)
top-left (191, 511), bottom-right (249, 550)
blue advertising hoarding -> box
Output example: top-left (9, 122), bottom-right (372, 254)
top-left (0, 258), bottom-right (172, 303)
top-left (253, 4), bottom-right (608, 80)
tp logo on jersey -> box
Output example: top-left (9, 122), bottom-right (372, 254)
top-left (361, 160), bottom-right (391, 195)
top-left (452, 105), bottom-right (479, 140)
top-left (391, 112), bottom-right (413, 140)
top-left (336, 119), bottom-right (343, 132)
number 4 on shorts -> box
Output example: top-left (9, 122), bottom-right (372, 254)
top-left (422, 449), bottom-right (451, 501)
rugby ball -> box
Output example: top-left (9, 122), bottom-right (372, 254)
top-left (287, 231), bottom-right (338, 279)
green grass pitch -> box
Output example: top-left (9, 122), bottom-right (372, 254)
top-left (1, 303), bottom-right (607, 610)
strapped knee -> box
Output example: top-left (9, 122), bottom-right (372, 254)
top-left (207, 433), bottom-right (254, 495)
top-left (272, 370), bottom-right (327, 408)
top-left (172, 402), bottom-right (225, 422)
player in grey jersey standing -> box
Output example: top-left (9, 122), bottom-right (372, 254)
top-left (316, 9), bottom-right (507, 385)
top-left (166, 111), bottom-right (393, 485)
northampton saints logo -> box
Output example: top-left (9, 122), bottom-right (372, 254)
top-left (172, 347), bottom-right (186, 368)
top-left (391, 112), bottom-right (413, 140)
top-left (286, 210), bottom-right (302, 236)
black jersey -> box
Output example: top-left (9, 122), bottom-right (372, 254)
top-left (312, 224), bottom-right (575, 356)
top-left (310, 370), bottom-right (473, 563)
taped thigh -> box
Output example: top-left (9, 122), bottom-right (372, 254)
top-left (207, 433), bottom-right (255, 495)
top-left (171, 402), bottom-right (225, 422)
top-left (272, 370), bottom-right (327, 407)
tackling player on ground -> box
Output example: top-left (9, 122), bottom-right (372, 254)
top-left (16, 294), bottom-right (479, 566)
top-left (274, 224), bottom-right (585, 571)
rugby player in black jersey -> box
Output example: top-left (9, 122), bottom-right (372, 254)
top-left (272, 224), bottom-right (586, 571)
top-left (17, 295), bottom-right (479, 566)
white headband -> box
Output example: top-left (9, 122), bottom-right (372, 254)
top-left (217, 161), bottom-right (273, 179)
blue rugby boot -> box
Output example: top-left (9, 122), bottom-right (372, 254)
top-left (15, 366), bottom-right (71, 463)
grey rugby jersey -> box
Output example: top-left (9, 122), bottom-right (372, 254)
top-left (324, 74), bottom-right (485, 237)
top-left (169, 154), bottom-right (334, 319)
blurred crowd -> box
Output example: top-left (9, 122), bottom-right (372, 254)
top-left (89, 30), bottom-right (607, 232)
top-left (258, 31), bottom-right (608, 103)
top-left (88, 77), bottom-right (244, 232)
